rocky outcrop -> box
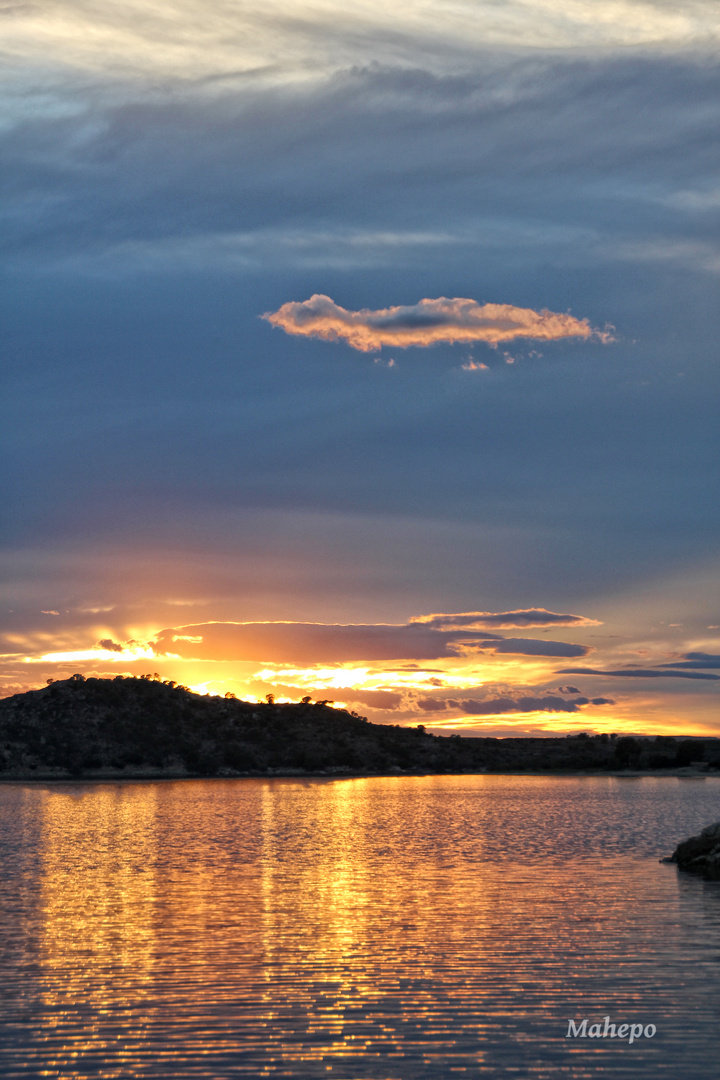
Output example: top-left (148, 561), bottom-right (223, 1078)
top-left (668, 822), bottom-right (720, 878)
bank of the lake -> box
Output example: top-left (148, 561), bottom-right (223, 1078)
top-left (1, 675), bottom-right (718, 781)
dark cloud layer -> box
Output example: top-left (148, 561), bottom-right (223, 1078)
top-left (559, 667), bottom-right (720, 681)
top-left (4, 56), bottom-right (720, 267)
top-left (4, 47), bottom-right (720, 609)
top-left (152, 619), bottom-right (590, 664)
top-left (660, 652), bottom-right (720, 670)
top-left (97, 638), bottom-right (123, 653)
top-left (416, 698), bottom-right (449, 712)
top-left (486, 638), bottom-right (588, 658)
top-left (456, 694), bottom-right (614, 715)
top-left (412, 609), bottom-right (599, 629)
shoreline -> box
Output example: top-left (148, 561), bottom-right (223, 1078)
top-left (1, 766), bottom-right (716, 784)
top-left (4, 678), bottom-right (716, 781)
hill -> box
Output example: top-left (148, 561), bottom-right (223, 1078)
top-left (0, 675), bottom-right (717, 779)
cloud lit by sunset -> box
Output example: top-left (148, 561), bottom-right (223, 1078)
top-left (2, 604), bottom-right (718, 736)
top-left (263, 295), bottom-right (608, 352)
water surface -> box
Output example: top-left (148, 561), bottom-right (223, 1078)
top-left (1, 775), bottom-right (719, 1078)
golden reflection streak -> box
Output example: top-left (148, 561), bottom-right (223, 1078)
top-left (257, 777), bottom-right (490, 1067)
top-left (37, 785), bottom-right (159, 1071)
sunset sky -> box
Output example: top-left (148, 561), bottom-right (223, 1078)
top-left (2, 0), bottom-right (719, 735)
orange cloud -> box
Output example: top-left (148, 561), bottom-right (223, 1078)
top-left (263, 294), bottom-right (610, 351)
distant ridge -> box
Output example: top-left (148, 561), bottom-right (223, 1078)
top-left (0, 676), bottom-right (717, 780)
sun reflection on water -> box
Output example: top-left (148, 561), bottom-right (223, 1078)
top-left (1, 776), bottom-right (719, 1077)
top-left (35, 784), bottom-right (159, 1074)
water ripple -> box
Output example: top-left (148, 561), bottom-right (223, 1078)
top-left (1, 775), bottom-right (719, 1077)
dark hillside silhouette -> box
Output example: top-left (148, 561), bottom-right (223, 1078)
top-left (0, 676), bottom-right (717, 779)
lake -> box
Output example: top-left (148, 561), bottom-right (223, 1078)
top-left (1, 775), bottom-right (719, 1078)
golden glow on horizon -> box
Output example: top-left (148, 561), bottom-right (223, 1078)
top-left (426, 704), bottom-right (720, 738)
top-left (249, 656), bottom-right (563, 691)
top-left (3, 609), bottom-right (717, 738)
top-left (253, 666), bottom-right (374, 690)
top-left (9, 644), bottom-right (716, 737)
top-left (25, 646), bottom-right (156, 664)
top-left (186, 681), bottom-right (219, 697)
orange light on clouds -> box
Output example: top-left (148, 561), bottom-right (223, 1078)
top-left (3, 605), bottom-right (717, 739)
top-left (252, 666), bottom-right (374, 690)
top-left (264, 295), bottom-right (610, 352)
top-left (25, 646), bottom-right (155, 665)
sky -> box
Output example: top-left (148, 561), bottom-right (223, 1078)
top-left (2, 0), bottom-right (719, 735)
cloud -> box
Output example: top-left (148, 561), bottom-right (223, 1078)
top-left (558, 685), bottom-right (580, 693)
top-left (344, 689), bottom-right (403, 709)
top-left (152, 621), bottom-right (478, 663)
top-left (4, 54), bottom-right (720, 279)
top-left (660, 652), bottom-right (720, 670)
top-left (458, 694), bottom-right (615, 715)
top-left (416, 697), bottom-right (449, 712)
top-left (559, 666), bottom-right (720, 681)
top-left (486, 638), bottom-right (589, 658)
top-left (411, 608), bottom-right (600, 629)
top-left (5, 0), bottom-right (717, 102)
top-left (151, 617), bottom-right (590, 664)
top-left (263, 295), bottom-right (608, 352)
top-left (96, 638), bottom-right (124, 653)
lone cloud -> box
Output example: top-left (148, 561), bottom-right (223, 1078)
top-left (263, 295), bottom-right (610, 352)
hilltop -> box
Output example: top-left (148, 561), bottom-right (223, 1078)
top-left (0, 675), bottom-right (718, 780)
